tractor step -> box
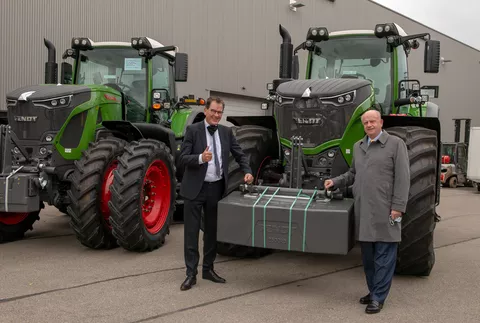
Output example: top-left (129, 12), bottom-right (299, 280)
top-left (217, 185), bottom-right (355, 255)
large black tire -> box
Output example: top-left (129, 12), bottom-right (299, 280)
top-left (0, 211), bottom-right (40, 243)
top-left (109, 139), bottom-right (176, 252)
top-left (386, 126), bottom-right (438, 276)
top-left (67, 138), bottom-right (126, 249)
top-left (216, 125), bottom-right (275, 259)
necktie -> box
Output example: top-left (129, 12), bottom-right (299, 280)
top-left (207, 125), bottom-right (221, 178)
top-left (207, 125), bottom-right (217, 136)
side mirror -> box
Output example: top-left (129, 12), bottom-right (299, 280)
top-left (292, 55), bottom-right (299, 80)
top-left (60, 62), bottom-right (73, 84)
top-left (424, 40), bottom-right (440, 73)
top-left (174, 53), bottom-right (188, 82)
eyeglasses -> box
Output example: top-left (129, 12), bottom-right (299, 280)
top-left (210, 109), bottom-right (224, 115)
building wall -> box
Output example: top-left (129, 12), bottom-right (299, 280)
top-left (1, 0), bottom-right (479, 141)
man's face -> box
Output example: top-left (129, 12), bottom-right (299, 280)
top-left (204, 101), bottom-right (224, 125)
top-left (362, 111), bottom-right (383, 138)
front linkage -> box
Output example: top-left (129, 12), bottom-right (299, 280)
top-left (0, 124), bottom-right (55, 241)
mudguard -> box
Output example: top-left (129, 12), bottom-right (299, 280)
top-left (101, 120), bottom-right (177, 160)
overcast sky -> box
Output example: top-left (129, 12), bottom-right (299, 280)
top-left (371, 0), bottom-right (480, 51)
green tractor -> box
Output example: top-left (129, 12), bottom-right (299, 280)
top-left (214, 23), bottom-right (442, 276)
top-left (0, 36), bottom-right (208, 251)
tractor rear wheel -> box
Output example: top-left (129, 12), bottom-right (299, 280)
top-left (67, 138), bottom-right (126, 249)
top-left (386, 126), bottom-right (438, 276)
top-left (216, 125), bottom-right (274, 259)
top-left (0, 211), bottom-right (40, 243)
top-left (109, 139), bottom-right (176, 252)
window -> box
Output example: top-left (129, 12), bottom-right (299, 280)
top-left (309, 36), bottom-right (393, 109)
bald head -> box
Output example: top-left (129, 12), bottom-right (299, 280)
top-left (361, 109), bottom-right (381, 122)
top-left (361, 110), bottom-right (383, 139)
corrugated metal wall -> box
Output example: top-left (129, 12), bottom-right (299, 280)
top-left (1, 0), bottom-right (480, 140)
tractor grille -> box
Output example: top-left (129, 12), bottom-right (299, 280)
top-left (8, 101), bottom-right (74, 140)
top-left (276, 98), bottom-right (357, 147)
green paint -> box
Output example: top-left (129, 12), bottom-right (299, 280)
top-left (170, 109), bottom-right (194, 138)
top-left (53, 86), bottom-right (124, 160)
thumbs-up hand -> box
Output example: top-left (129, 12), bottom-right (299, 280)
top-left (202, 146), bottom-right (212, 163)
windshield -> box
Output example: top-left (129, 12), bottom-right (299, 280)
top-left (309, 36), bottom-right (392, 109)
top-left (76, 47), bottom-right (149, 106)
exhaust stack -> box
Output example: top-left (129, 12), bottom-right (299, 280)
top-left (44, 38), bottom-right (58, 84)
top-left (279, 24), bottom-right (293, 79)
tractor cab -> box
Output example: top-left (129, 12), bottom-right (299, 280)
top-left (61, 37), bottom-right (185, 125)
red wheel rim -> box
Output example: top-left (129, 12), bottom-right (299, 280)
top-left (0, 212), bottom-right (29, 225)
top-left (142, 160), bottom-right (171, 234)
top-left (100, 160), bottom-right (118, 229)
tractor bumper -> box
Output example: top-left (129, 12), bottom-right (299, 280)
top-left (217, 185), bottom-right (355, 255)
top-left (0, 170), bottom-right (40, 213)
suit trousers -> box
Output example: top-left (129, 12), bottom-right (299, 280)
top-left (360, 241), bottom-right (398, 304)
top-left (183, 179), bottom-right (225, 277)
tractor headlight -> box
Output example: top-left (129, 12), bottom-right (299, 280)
top-left (321, 91), bottom-right (356, 106)
top-left (71, 37), bottom-right (93, 50)
top-left (131, 37), bottom-right (153, 50)
top-left (33, 95), bottom-right (72, 109)
top-left (374, 23), bottom-right (399, 38)
top-left (306, 27), bottom-right (329, 42)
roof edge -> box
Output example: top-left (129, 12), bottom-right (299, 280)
top-left (367, 0), bottom-right (480, 53)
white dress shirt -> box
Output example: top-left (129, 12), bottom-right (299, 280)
top-left (198, 119), bottom-right (223, 182)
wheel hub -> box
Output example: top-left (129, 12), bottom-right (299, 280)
top-left (0, 212), bottom-right (29, 225)
top-left (141, 160), bottom-right (171, 234)
top-left (99, 160), bottom-right (118, 228)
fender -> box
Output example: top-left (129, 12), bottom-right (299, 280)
top-left (101, 120), bottom-right (177, 161)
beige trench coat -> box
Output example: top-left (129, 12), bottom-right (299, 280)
top-left (331, 130), bottom-right (410, 242)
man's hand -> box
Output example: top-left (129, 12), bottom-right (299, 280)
top-left (390, 210), bottom-right (402, 219)
top-left (202, 146), bottom-right (212, 163)
top-left (324, 179), bottom-right (334, 190)
top-left (244, 173), bottom-right (254, 184)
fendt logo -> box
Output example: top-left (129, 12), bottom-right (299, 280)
top-left (293, 117), bottom-right (322, 125)
top-left (14, 116), bottom-right (38, 122)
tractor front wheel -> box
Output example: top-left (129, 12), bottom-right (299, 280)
top-left (0, 211), bottom-right (40, 243)
top-left (67, 138), bottom-right (126, 249)
top-left (387, 126), bottom-right (438, 276)
top-left (109, 139), bottom-right (176, 252)
top-left (216, 125), bottom-right (274, 259)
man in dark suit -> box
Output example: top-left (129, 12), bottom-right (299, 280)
top-left (177, 96), bottom-right (254, 291)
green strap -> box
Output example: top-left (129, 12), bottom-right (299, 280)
top-left (288, 189), bottom-right (303, 251)
top-left (262, 187), bottom-right (280, 248)
top-left (252, 187), bottom-right (269, 247)
top-left (302, 189), bottom-right (317, 252)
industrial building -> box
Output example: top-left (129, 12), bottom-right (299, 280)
top-left (1, 0), bottom-right (479, 141)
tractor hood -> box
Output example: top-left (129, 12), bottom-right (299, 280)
top-left (273, 78), bottom-right (373, 149)
top-left (6, 84), bottom-right (92, 102)
top-left (276, 78), bottom-right (372, 99)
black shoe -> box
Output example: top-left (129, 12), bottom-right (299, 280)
top-left (202, 269), bottom-right (226, 283)
top-left (359, 294), bottom-right (371, 304)
top-left (365, 300), bottom-right (383, 314)
top-left (180, 276), bottom-right (196, 291)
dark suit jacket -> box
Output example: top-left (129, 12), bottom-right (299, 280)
top-left (178, 121), bottom-right (252, 200)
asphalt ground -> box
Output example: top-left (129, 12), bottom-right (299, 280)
top-left (1, 187), bottom-right (480, 323)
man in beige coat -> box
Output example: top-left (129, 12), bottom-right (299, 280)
top-left (325, 109), bottom-right (410, 314)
